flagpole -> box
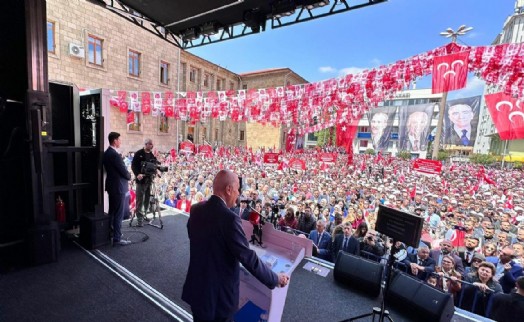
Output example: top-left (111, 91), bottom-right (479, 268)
top-left (501, 139), bottom-right (509, 169)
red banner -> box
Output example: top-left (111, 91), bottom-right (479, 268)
top-left (285, 128), bottom-right (296, 153)
top-left (198, 144), bottom-right (213, 155)
top-left (432, 51), bottom-right (469, 94)
top-left (263, 153), bottom-right (280, 164)
top-left (412, 159), bottom-right (442, 175)
top-left (179, 141), bottom-right (195, 154)
top-left (485, 92), bottom-right (524, 140)
top-left (288, 158), bottom-right (306, 170)
top-left (317, 152), bottom-right (336, 163)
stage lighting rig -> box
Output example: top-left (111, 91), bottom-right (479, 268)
top-left (201, 22), bottom-right (221, 36)
top-left (301, 0), bottom-right (330, 10)
top-left (272, 0), bottom-right (296, 19)
top-left (243, 9), bottom-right (267, 33)
top-left (181, 27), bottom-right (200, 43)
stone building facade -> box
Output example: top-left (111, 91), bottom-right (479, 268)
top-left (46, 0), bottom-right (307, 153)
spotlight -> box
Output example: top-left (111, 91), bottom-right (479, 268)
top-left (201, 22), bottom-right (221, 36)
top-left (181, 27), bottom-right (200, 42)
top-left (301, 0), bottom-right (330, 10)
top-left (243, 9), bottom-right (266, 33)
top-left (272, 0), bottom-right (296, 19)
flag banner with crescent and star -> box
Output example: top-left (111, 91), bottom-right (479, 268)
top-left (485, 92), bottom-right (524, 140)
top-left (432, 51), bottom-right (470, 94)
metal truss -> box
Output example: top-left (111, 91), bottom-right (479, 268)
top-left (90, 0), bottom-right (183, 48)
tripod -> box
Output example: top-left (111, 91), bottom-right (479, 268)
top-left (129, 176), bottom-right (164, 229)
top-left (342, 240), bottom-right (397, 322)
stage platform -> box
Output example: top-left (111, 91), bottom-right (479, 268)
top-left (0, 210), bottom-right (493, 322)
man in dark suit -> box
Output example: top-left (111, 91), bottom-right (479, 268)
top-left (402, 245), bottom-right (435, 281)
top-left (444, 103), bottom-right (477, 146)
top-left (490, 246), bottom-right (524, 293)
top-left (430, 239), bottom-right (464, 275)
top-left (182, 170), bottom-right (289, 322)
top-left (102, 132), bottom-right (131, 246)
top-left (308, 220), bottom-right (332, 261)
top-left (233, 198), bottom-right (251, 220)
top-left (457, 235), bottom-right (481, 268)
top-left (490, 276), bottom-right (524, 322)
top-left (332, 222), bottom-right (360, 262)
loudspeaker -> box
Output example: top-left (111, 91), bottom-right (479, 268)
top-left (26, 222), bottom-right (60, 265)
top-left (80, 213), bottom-right (110, 249)
top-left (334, 252), bottom-right (384, 297)
top-left (386, 270), bottom-right (454, 322)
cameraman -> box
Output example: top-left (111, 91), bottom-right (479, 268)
top-left (131, 138), bottom-right (157, 227)
top-left (360, 231), bottom-right (385, 261)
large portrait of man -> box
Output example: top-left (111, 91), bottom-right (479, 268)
top-left (398, 104), bottom-right (434, 153)
top-left (444, 96), bottom-right (481, 146)
top-left (368, 106), bottom-right (396, 151)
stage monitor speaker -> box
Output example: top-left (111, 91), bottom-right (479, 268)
top-left (26, 222), bottom-right (60, 265)
top-left (334, 252), bottom-right (384, 297)
top-left (386, 270), bottom-right (454, 322)
top-left (80, 213), bottom-right (110, 249)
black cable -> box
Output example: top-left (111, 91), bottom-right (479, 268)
top-left (121, 228), bottom-right (150, 244)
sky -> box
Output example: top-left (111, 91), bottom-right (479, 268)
top-left (189, 0), bottom-right (517, 100)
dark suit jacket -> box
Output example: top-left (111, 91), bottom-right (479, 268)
top-left (490, 292), bottom-right (524, 322)
top-left (232, 206), bottom-right (251, 220)
top-left (308, 230), bottom-right (332, 261)
top-left (457, 250), bottom-right (481, 268)
top-left (332, 234), bottom-right (360, 262)
top-left (182, 195), bottom-right (278, 320)
top-left (403, 254), bottom-right (436, 281)
top-left (430, 250), bottom-right (465, 275)
top-left (103, 147), bottom-right (130, 195)
top-left (444, 124), bottom-right (477, 146)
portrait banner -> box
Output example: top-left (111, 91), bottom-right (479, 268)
top-left (398, 103), bottom-right (434, 153)
top-left (443, 96), bottom-right (481, 147)
top-left (368, 106), bottom-right (397, 152)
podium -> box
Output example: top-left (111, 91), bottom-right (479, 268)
top-left (236, 220), bottom-right (313, 322)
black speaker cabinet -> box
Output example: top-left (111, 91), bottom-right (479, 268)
top-left (386, 270), bottom-right (454, 322)
top-left (26, 222), bottom-right (60, 265)
top-left (80, 214), bottom-right (110, 249)
top-left (334, 252), bottom-right (384, 297)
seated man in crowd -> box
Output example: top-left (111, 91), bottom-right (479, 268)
top-left (403, 245), bottom-right (435, 281)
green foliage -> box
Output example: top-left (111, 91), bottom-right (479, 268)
top-left (314, 128), bottom-right (335, 147)
top-left (365, 148), bottom-right (375, 155)
top-left (469, 153), bottom-right (499, 165)
top-left (513, 161), bottom-right (523, 170)
top-left (397, 150), bottom-right (411, 160)
top-left (437, 150), bottom-right (450, 161)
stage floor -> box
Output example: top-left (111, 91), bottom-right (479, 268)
top-left (0, 210), bottom-right (491, 322)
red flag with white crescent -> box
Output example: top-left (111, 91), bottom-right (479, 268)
top-left (432, 51), bottom-right (469, 94)
top-left (485, 92), bottom-right (524, 140)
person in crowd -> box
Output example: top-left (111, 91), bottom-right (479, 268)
top-left (489, 246), bottom-right (524, 293)
top-left (353, 221), bottom-right (369, 241)
top-left (278, 207), bottom-right (298, 231)
top-left (164, 190), bottom-right (177, 208)
top-left (296, 205), bottom-right (316, 235)
top-left (403, 245), bottom-right (435, 281)
top-left (308, 220), bottom-right (332, 261)
top-left (513, 242), bottom-right (524, 265)
top-left (234, 198), bottom-right (251, 220)
top-left (430, 239), bottom-right (464, 274)
top-left (360, 231), bottom-right (385, 261)
top-left (434, 255), bottom-right (462, 302)
top-left (182, 170), bottom-right (289, 321)
top-left (326, 213), bottom-right (343, 237)
top-left (177, 193), bottom-right (191, 213)
top-left (461, 262), bottom-right (502, 316)
top-left (490, 276), bottom-right (524, 322)
top-left (332, 222), bottom-right (360, 262)
top-left (131, 138), bottom-right (157, 227)
top-left (458, 235), bottom-right (482, 268)
top-left (465, 253), bottom-right (486, 276)
top-left (103, 132), bottom-right (131, 246)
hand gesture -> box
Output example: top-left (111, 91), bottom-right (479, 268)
top-left (277, 273), bottom-right (290, 287)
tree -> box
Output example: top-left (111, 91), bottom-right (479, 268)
top-left (397, 150), bottom-right (411, 160)
top-left (365, 148), bottom-right (375, 155)
top-left (314, 127), bottom-right (335, 147)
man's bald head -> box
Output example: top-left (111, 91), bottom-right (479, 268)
top-left (213, 170), bottom-right (240, 208)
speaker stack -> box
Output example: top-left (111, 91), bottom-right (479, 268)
top-left (334, 252), bottom-right (384, 297)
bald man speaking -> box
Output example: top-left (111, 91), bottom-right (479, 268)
top-left (182, 170), bottom-right (289, 322)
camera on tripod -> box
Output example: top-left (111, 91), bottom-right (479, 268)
top-left (141, 160), bottom-right (168, 176)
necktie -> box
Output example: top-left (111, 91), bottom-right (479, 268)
top-left (343, 237), bottom-right (348, 251)
top-left (414, 139), bottom-right (419, 151)
top-left (318, 233), bottom-right (322, 245)
top-left (461, 130), bottom-right (470, 145)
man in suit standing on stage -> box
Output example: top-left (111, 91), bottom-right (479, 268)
top-left (182, 170), bottom-right (289, 322)
top-left (332, 222), bottom-right (360, 262)
top-left (308, 220), bottom-right (332, 261)
top-left (102, 132), bottom-right (131, 246)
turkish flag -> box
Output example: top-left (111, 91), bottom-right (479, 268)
top-left (285, 128), bottom-right (296, 153)
top-left (336, 120), bottom-right (359, 153)
top-left (485, 92), bottom-right (524, 140)
top-left (432, 51), bottom-right (469, 94)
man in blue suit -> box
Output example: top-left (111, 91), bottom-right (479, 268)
top-left (489, 246), bottom-right (524, 293)
top-left (182, 170), bottom-right (289, 321)
top-left (102, 132), bottom-right (131, 246)
top-left (308, 220), bottom-right (332, 261)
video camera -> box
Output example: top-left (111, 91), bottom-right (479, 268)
top-left (141, 160), bottom-right (168, 176)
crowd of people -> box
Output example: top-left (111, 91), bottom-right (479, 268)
top-left (123, 140), bottom-right (524, 320)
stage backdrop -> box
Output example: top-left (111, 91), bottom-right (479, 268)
top-left (398, 103), bottom-right (434, 153)
top-left (368, 106), bottom-right (396, 152)
top-left (443, 96), bottom-right (481, 147)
